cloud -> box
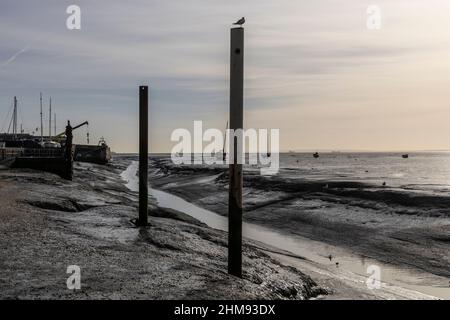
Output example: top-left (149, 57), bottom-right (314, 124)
top-left (1, 0), bottom-right (450, 151)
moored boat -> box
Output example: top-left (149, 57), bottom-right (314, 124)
top-left (74, 138), bottom-right (112, 165)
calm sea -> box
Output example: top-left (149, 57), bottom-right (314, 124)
top-left (275, 152), bottom-right (450, 194)
top-left (148, 152), bottom-right (450, 195)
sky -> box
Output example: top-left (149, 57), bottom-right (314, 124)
top-left (1, 0), bottom-right (450, 152)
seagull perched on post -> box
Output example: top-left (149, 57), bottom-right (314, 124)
top-left (233, 17), bottom-right (245, 26)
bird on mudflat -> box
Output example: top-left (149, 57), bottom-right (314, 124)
top-left (233, 17), bottom-right (245, 26)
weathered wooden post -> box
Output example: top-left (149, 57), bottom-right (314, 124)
top-left (64, 120), bottom-right (73, 180)
top-left (139, 85), bottom-right (149, 226)
top-left (228, 26), bottom-right (244, 278)
top-left (49, 97), bottom-right (52, 139)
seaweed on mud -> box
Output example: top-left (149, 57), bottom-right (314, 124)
top-left (135, 227), bottom-right (184, 252)
top-left (185, 226), bottom-right (228, 247)
top-left (25, 198), bottom-right (101, 213)
top-left (429, 235), bottom-right (450, 243)
top-left (150, 158), bottom-right (226, 176)
top-left (26, 199), bottom-right (80, 212)
top-left (148, 207), bottom-right (207, 227)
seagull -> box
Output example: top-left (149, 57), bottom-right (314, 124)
top-left (233, 17), bottom-right (245, 26)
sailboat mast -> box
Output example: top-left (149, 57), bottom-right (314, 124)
top-left (54, 113), bottom-right (56, 136)
top-left (13, 96), bottom-right (17, 136)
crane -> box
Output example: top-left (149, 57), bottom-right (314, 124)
top-left (54, 121), bottom-right (89, 143)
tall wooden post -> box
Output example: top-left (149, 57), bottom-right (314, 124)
top-left (49, 97), bottom-right (52, 139)
top-left (40, 93), bottom-right (43, 144)
top-left (228, 27), bottom-right (244, 278)
top-left (139, 86), bottom-right (149, 226)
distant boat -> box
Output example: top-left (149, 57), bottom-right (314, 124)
top-left (402, 154), bottom-right (409, 159)
top-left (313, 152), bottom-right (319, 158)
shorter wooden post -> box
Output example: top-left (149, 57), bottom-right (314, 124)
top-left (139, 86), bottom-right (149, 226)
top-left (64, 120), bottom-right (73, 180)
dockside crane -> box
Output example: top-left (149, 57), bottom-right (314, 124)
top-left (54, 121), bottom-right (89, 143)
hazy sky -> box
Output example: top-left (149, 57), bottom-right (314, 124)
top-left (1, 0), bottom-right (450, 152)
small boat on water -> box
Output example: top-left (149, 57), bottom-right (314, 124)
top-left (402, 154), bottom-right (409, 159)
top-left (313, 152), bottom-right (319, 158)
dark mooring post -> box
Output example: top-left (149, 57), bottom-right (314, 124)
top-left (139, 85), bottom-right (149, 226)
top-left (228, 27), bottom-right (244, 278)
top-left (64, 120), bottom-right (73, 180)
